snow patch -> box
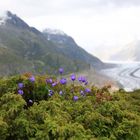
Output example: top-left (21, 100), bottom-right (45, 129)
top-left (0, 10), bottom-right (11, 25)
top-left (44, 28), bottom-right (66, 36)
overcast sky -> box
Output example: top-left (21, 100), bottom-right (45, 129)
top-left (1, 0), bottom-right (140, 60)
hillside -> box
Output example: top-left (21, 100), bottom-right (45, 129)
top-left (43, 28), bottom-right (102, 68)
top-left (0, 11), bottom-right (103, 75)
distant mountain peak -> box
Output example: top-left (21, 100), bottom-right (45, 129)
top-left (110, 39), bottom-right (140, 61)
top-left (0, 11), bottom-right (29, 29)
top-left (43, 28), bottom-right (67, 36)
top-left (43, 28), bottom-right (77, 46)
top-left (0, 11), bottom-right (11, 25)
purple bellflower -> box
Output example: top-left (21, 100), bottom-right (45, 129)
top-left (59, 91), bottom-right (63, 95)
top-left (60, 78), bottom-right (67, 85)
top-left (29, 76), bottom-right (35, 82)
top-left (52, 82), bottom-right (57, 87)
top-left (73, 96), bottom-right (79, 101)
top-left (18, 89), bottom-right (24, 95)
top-left (46, 78), bottom-right (53, 84)
top-left (81, 77), bottom-right (86, 83)
top-left (85, 88), bottom-right (91, 93)
top-left (29, 99), bottom-right (33, 103)
top-left (18, 83), bottom-right (24, 88)
top-left (78, 76), bottom-right (82, 82)
top-left (80, 90), bottom-right (85, 96)
top-left (59, 68), bottom-right (64, 74)
top-left (71, 74), bottom-right (76, 81)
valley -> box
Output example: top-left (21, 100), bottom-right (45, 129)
top-left (101, 61), bottom-right (140, 91)
top-left (1, 1), bottom-right (140, 140)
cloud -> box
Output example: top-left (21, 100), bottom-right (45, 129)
top-left (104, 0), bottom-right (140, 7)
top-left (1, 0), bottom-right (140, 17)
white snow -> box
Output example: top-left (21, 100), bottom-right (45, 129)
top-left (44, 28), bottom-right (66, 36)
top-left (0, 10), bottom-right (10, 25)
top-left (101, 62), bottom-right (140, 91)
top-left (133, 69), bottom-right (140, 77)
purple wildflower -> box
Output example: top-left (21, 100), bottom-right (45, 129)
top-left (52, 82), bottom-right (57, 87)
top-left (29, 76), bottom-right (35, 82)
top-left (46, 78), bottom-right (53, 84)
top-left (48, 90), bottom-right (53, 96)
top-left (59, 68), bottom-right (64, 74)
top-left (78, 76), bottom-right (82, 82)
top-left (78, 76), bottom-right (86, 83)
top-left (85, 88), bottom-right (91, 93)
top-left (78, 76), bottom-right (88, 84)
top-left (48, 93), bottom-right (52, 97)
top-left (60, 78), bottom-right (67, 85)
top-left (49, 90), bottom-right (53, 95)
top-left (80, 90), bottom-right (85, 96)
top-left (18, 83), bottom-right (24, 88)
top-left (18, 89), bottom-right (24, 95)
top-left (73, 96), bottom-right (79, 101)
top-left (71, 74), bottom-right (76, 81)
top-left (85, 80), bottom-right (88, 85)
top-left (29, 99), bottom-right (33, 103)
top-left (81, 77), bottom-right (86, 83)
top-left (59, 91), bottom-right (63, 95)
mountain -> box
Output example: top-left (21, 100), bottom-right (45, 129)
top-left (111, 40), bottom-right (140, 61)
top-left (0, 11), bottom-right (103, 75)
top-left (43, 28), bottom-right (102, 68)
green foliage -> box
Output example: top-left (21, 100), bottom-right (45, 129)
top-left (0, 117), bottom-right (8, 140)
top-left (0, 75), bottom-right (140, 140)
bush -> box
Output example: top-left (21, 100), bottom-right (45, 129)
top-left (0, 74), bottom-right (140, 140)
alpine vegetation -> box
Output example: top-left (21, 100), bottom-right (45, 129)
top-left (0, 68), bottom-right (140, 140)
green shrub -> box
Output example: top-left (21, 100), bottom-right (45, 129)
top-left (0, 75), bottom-right (140, 140)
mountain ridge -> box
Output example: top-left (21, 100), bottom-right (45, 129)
top-left (0, 11), bottom-right (103, 75)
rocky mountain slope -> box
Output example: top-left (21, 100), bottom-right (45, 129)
top-left (0, 11), bottom-right (103, 75)
top-left (43, 28), bottom-right (102, 68)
